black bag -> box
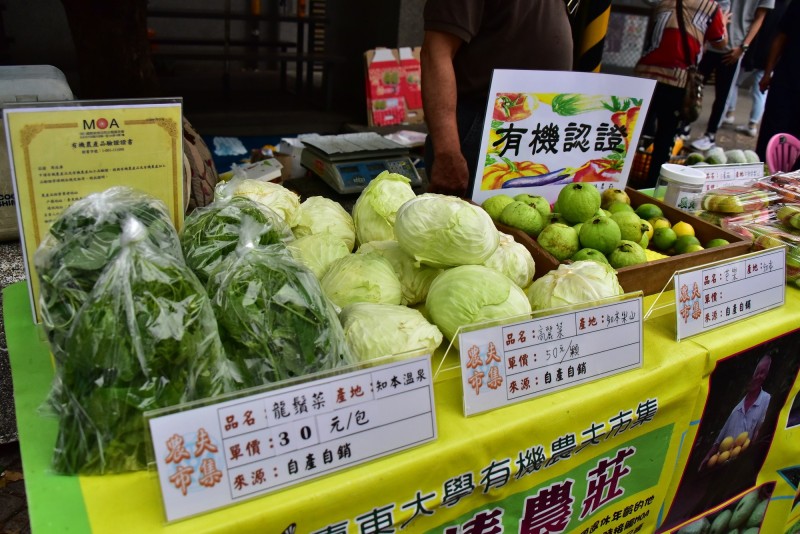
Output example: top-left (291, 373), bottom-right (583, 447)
top-left (676, 0), bottom-right (703, 123)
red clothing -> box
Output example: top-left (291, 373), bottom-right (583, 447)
top-left (635, 0), bottom-right (726, 87)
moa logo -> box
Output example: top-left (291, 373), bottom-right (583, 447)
top-left (82, 117), bottom-right (119, 130)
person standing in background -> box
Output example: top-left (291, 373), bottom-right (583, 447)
top-left (633, 0), bottom-right (728, 188)
top-left (755, 0), bottom-right (800, 160)
top-left (689, 0), bottom-right (773, 151)
top-left (421, 1), bottom-right (574, 197)
top-left (721, 0), bottom-right (788, 137)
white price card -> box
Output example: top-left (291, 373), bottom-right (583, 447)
top-left (674, 247), bottom-right (786, 341)
top-left (148, 355), bottom-right (436, 522)
top-left (459, 296), bottom-right (643, 416)
top-left (700, 163), bottom-right (764, 192)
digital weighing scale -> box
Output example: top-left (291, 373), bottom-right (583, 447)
top-left (300, 132), bottom-right (422, 194)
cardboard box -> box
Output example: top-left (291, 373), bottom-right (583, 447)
top-left (364, 47), bottom-right (424, 127)
top-left (496, 188), bottom-right (751, 296)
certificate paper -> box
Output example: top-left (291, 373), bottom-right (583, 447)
top-left (3, 99), bottom-right (184, 322)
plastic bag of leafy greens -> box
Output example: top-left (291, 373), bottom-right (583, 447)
top-left (208, 243), bottom-right (355, 389)
top-left (181, 196), bottom-right (294, 284)
top-left (34, 187), bottom-right (182, 387)
top-left (51, 217), bottom-right (240, 475)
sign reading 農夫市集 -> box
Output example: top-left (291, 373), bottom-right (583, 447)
top-left (459, 295), bottom-right (643, 416)
top-left (148, 355), bottom-right (437, 522)
top-left (2, 99), bottom-right (184, 323)
top-left (674, 247), bottom-right (786, 340)
top-left (470, 70), bottom-right (656, 206)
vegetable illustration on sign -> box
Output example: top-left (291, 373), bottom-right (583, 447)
top-left (481, 92), bottom-right (642, 194)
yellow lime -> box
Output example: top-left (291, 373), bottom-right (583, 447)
top-left (649, 216), bottom-right (672, 230)
top-left (672, 221), bottom-right (696, 238)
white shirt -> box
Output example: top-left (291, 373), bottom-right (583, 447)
top-left (717, 388), bottom-right (771, 442)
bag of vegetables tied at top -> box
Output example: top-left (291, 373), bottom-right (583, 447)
top-left (35, 187), bottom-right (183, 367)
top-left (207, 236), bottom-right (356, 389)
top-left (180, 196), bottom-right (294, 284)
top-left (51, 217), bottom-right (241, 475)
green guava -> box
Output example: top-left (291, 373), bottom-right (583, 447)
top-left (600, 187), bottom-right (630, 210)
top-left (579, 215), bottom-right (621, 255)
top-left (571, 248), bottom-right (609, 264)
top-left (514, 193), bottom-right (552, 219)
top-left (639, 232), bottom-right (650, 250)
top-left (573, 222), bottom-right (583, 236)
top-left (546, 213), bottom-right (568, 225)
top-left (482, 194), bottom-right (515, 220)
top-left (556, 183), bottom-right (601, 224)
top-left (499, 201), bottom-right (545, 236)
top-left (607, 201), bottom-right (634, 214)
top-left (537, 223), bottom-right (579, 261)
top-left (608, 240), bottom-right (647, 268)
top-left (611, 211), bottom-right (644, 242)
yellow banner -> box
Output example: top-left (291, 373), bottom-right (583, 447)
top-left (3, 99), bottom-right (184, 321)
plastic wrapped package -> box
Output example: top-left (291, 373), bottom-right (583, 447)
top-left (180, 196), bottom-right (294, 284)
top-left (34, 187), bottom-right (183, 368)
top-left (739, 222), bottom-right (800, 288)
top-left (694, 208), bottom-right (773, 230)
top-left (52, 218), bottom-right (241, 475)
top-left (700, 185), bottom-right (779, 213)
top-left (208, 242), bottom-right (356, 389)
top-left (754, 172), bottom-right (800, 202)
top-left (775, 203), bottom-right (800, 231)
top-left (214, 177), bottom-right (301, 226)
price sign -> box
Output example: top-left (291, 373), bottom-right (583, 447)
top-left (674, 247), bottom-right (786, 341)
top-left (700, 163), bottom-right (764, 191)
top-left (148, 355), bottom-right (436, 522)
top-left (459, 296), bottom-right (643, 416)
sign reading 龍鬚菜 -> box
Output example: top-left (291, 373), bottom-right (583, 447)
top-left (3, 99), bottom-right (184, 323)
top-left (471, 70), bottom-right (655, 206)
top-left (674, 247), bottom-right (786, 340)
top-left (148, 355), bottom-right (437, 522)
top-left (459, 296), bottom-right (643, 416)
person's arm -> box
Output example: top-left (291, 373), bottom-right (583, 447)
top-left (723, 7), bottom-right (769, 64)
top-left (707, 7), bottom-right (730, 51)
top-left (421, 30), bottom-right (469, 196)
top-left (759, 31), bottom-right (787, 92)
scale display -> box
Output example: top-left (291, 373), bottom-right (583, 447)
top-left (301, 132), bottom-right (423, 194)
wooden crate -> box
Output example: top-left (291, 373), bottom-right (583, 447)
top-left (496, 187), bottom-right (752, 296)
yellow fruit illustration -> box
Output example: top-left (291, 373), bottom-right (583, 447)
top-left (743, 438), bottom-right (751, 450)
top-left (719, 436), bottom-right (735, 452)
top-left (730, 445), bottom-right (742, 458)
top-left (735, 432), bottom-right (749, 447)
top-left (719, 450), bottom-right (731, 463)
top-left (707, 453), bottom-right (719, 468)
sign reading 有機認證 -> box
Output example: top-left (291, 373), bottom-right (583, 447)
top-left (673, 247), bottom-right (786, 341)
top-left (148, 355), bottom-right (437, 522)
top-left (458, 295), bottom-right (643, 416)
top-left (470, 70), bottom-right (656, 206)
top-left (2, 99), bottom-right (184, 323)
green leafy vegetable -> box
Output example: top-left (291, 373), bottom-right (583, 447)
top-left (35, 187), bottom-right (182, 370)
top-left (181, 196), bottom-right (293, 284)
top-left (52, 218), bottom-right (240, 475)
top-left (208, 245), bottom-right (355, 388)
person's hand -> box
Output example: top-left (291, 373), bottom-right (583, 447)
top-left (427, 150), bottom-right (470, 197)
top-left (722, 46), bottom-right (744, 65)
top-left (759, 73), bottom-right (771, 93)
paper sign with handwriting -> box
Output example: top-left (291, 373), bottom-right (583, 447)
top-left (471, 70), bottom-right (655, 206)
top-left (674, 247), bottom-right (786, 340)
top-left (149, 355), bottom-right (436, 522)
top-left (459, 297), bottom-right (643, 416)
